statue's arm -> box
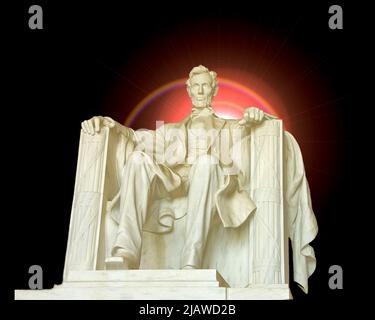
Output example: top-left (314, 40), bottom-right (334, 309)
top-left (112, 120), bottom-right (136, 142)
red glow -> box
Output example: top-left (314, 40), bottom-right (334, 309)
top-left (104, 21), bottom-right (339, 208)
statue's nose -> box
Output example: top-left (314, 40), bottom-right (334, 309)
top-left (198, 85), bottom-right (204, 94)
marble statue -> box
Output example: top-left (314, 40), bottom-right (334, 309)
top-left (15, 65), bottom-right (318, 300)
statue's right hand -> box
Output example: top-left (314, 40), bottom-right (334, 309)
top-left (81, 116), bottom-right (116, 135)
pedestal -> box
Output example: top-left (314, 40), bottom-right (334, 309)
top-left (15, 270), bottom-right (292, 300)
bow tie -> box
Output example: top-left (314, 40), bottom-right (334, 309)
top-left (191, 106), bottom-right (214, 119)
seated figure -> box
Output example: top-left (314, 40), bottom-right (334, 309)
top-left (71, 65), bottom-right (318, 293)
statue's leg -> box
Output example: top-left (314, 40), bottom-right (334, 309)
top-left (110, 151), bottom-right (167, 269)
top-left (181, 154), bottom-right (224, 269)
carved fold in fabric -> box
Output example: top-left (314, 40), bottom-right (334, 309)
top-left (284, 132), bottom-right (318, 294)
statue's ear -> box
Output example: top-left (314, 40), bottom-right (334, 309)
top-left (186, 85), bottom-right (192, 97)
top-left (213, 85), bottom-right (218, 96)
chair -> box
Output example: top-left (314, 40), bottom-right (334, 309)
top-left (61, 119), bottom-right (293, 299)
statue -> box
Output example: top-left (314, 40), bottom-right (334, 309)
top-left (82, 66), bottom-right (273, 270)
top-left (15, 65), bottom-right (318, 300)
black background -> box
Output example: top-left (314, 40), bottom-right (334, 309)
top-left (5, 0), bottom-right (370, 317)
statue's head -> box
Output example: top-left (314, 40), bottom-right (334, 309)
top-left (186, 65), bottom-right (218, 108)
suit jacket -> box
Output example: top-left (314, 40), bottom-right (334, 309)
top-left (131, 113), bottom-right (257, 229)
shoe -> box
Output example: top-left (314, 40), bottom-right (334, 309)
top-left (105, 257), bottom-right (132, 270)
top-left (181, 265), bottom-right (197, 270)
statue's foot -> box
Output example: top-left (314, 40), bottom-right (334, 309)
top-left (181, 265), bottom-right (197, 270)
top-left (105, 257), bottom-right (132, 270)
top-left (108, 247), bottom-right (138, 269)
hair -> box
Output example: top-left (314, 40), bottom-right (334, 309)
top-left (186, 65), bottom-right (218, 90)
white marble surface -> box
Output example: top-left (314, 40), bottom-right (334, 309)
top-left (16, 269), bottom-right (227, 300)
top-left (227, 285), bottom-right (292, 300)
top-left (15, 270), bottom-right (292, 300)
top-left (65, 269), bottom-right (228, 287)
top-left (15, 286), bottom-right (227, 300)
top-left (16, 286), bottom-right (292, 300)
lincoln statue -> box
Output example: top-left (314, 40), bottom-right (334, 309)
top-left (14, 65), bottom-right (318, 299)
top-left (78, 65), bottom-right (318, 294)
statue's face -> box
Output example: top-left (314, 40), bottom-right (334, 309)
top-left (188, 72), bottom-right (215, 108)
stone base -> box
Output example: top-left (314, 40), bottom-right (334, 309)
top-left (14, 270), bottom-right (292, 300)
top-left (227, 285), bottom-right (293, 300)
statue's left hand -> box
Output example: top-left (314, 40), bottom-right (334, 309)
top-left (239, 107), bottom-right (277, 126)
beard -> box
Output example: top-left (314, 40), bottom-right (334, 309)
top-left (192, 95), bottom-right (213, 108)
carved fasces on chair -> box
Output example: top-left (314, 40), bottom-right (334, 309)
top-left (201, 120), bottom-right (286, 288)
top-left (63, 127), bottom-right (110, 280)
top-left (249, 120), bottom-right (287, 285)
